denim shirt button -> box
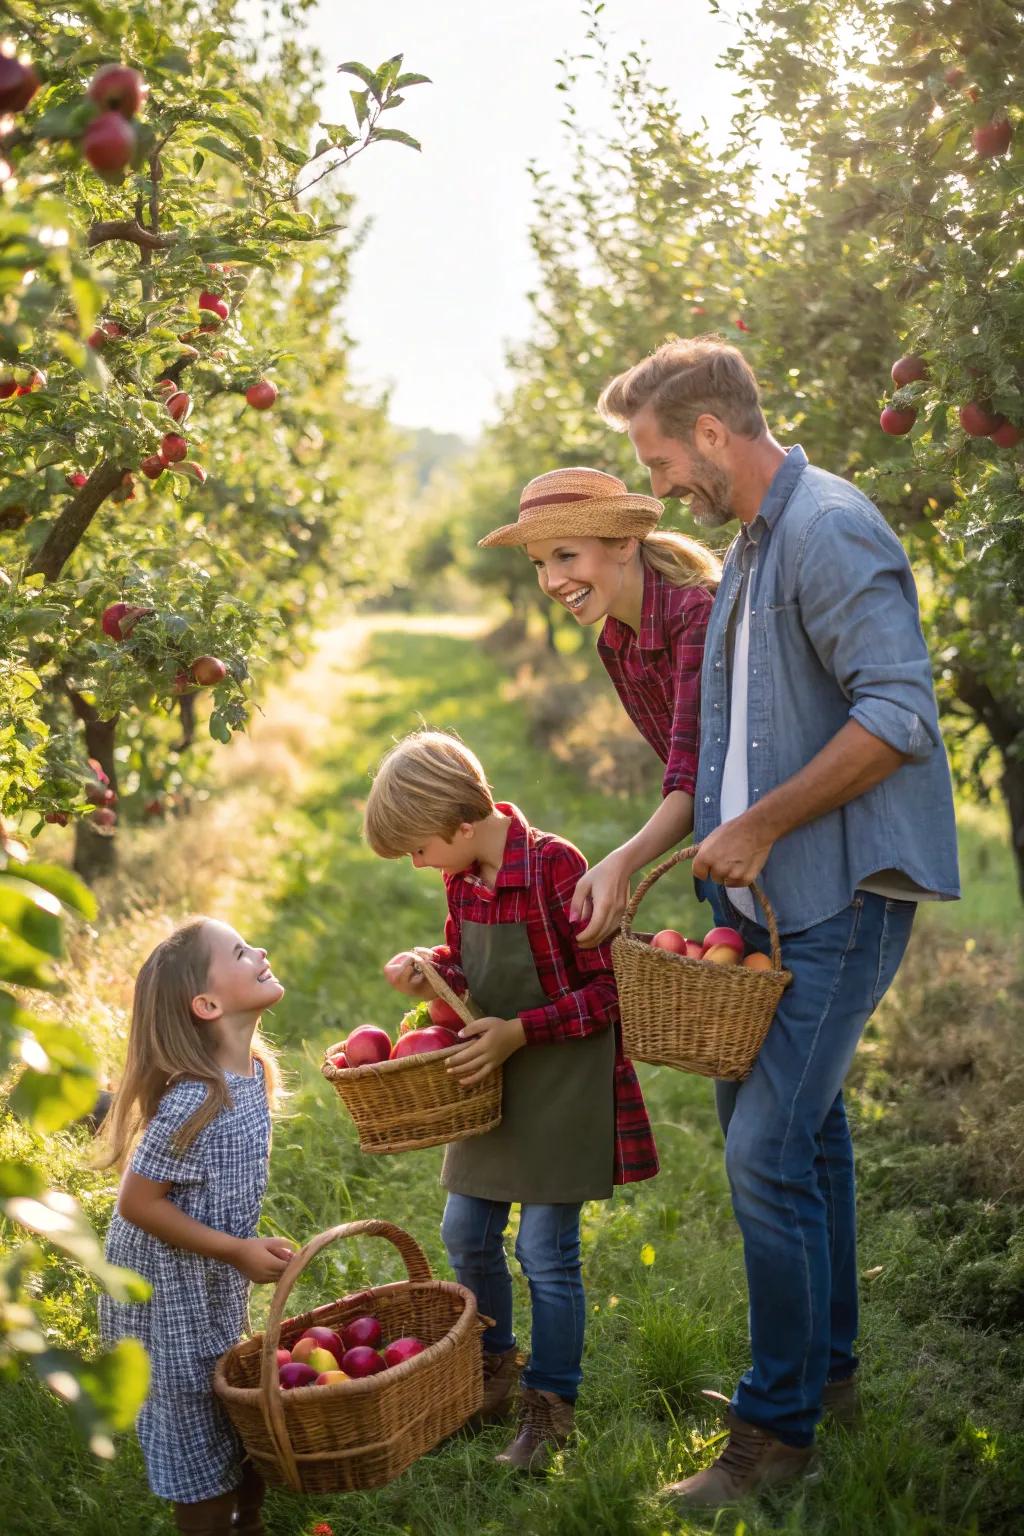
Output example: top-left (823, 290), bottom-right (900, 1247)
top-left (704, 796), bottom-right (711, 804)
top-left (752, 741), bottom-right (758, 749)
top-left (713, 702), bottom-right (720, 710)
top-left (714, 661), bottom-right (721, 669)
top-left (709, 764), bottom-right (716, 771)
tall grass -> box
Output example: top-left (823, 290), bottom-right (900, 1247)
top-left (1, 616), bottom-right (1021, 1536)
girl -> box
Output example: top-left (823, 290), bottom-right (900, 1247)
top-left (97, 918), bottom-right (292, 1536)
top-left (479, 465), bottom-right (719, 945)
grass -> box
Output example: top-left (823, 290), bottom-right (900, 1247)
top-left (1, 615), bottom-right (1022, 1536)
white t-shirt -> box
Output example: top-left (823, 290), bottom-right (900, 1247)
top-left (720, 574), bottom-right (757, 921)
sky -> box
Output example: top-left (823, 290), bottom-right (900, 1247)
top-left (293, 1), bottom-right (758, 439)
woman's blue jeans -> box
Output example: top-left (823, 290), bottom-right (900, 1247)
top-left (710, 888), bottom-right (916, 1447)
top-left (440, 1194), bottom-right (585, 1401)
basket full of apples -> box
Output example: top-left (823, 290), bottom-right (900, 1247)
top-left (214, 1219), bottom-right (485, 1493)
top-left (611, 846), bottom-right (792, 1080)
top-left (321, 953), bottom-right (502, 1154)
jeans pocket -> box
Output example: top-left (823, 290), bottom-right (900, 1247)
top-left (871, 902), bottom-right (916, 1010)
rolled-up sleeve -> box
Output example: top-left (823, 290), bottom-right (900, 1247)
top-left (795, 503), bottom-right (939, 761)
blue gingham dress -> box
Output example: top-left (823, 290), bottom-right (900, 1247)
top-left (98, 1064), bottom-right (271, 1503)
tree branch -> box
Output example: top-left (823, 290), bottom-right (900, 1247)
top-left (26, 462), bottom-right (130, 582)
top-left (87, 219), bottom-right (176, 253)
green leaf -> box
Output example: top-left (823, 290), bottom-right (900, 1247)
top-left (3, 862), bottom-right (95, 919)
top-left (337, 60), bottom-right (381, 100)
top-left (273, 139), bottom-right (309, 169)
top-left (10, 1066), bottom-right (98, 1132)
top-left (394, 72), bottom-right (432, 89)
top-left (194, 136), bottom-right (244, 168)
top-left (369, 128), bottom-right (422, 152)
top-left (75, 1338), bottom-right (152, 1430)
top-left (0, 875), bottom-right (64, 960)
top-left (349, 89), bottom-right (369, 127)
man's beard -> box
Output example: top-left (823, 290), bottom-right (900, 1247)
top-left (688, 453), bottom-right (734, 528)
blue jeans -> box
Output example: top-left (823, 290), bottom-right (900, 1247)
top-left (440, 1193), bottom-right (585, 1401)
top-left (710, 888), bottom-right (916, 1447)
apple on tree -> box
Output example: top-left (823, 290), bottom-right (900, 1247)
top-left (0, 55), bottom-right (39, 113)
top-left (879, 406), bottom-right (916, 436)
top-left (246, 379), bottom-right (278, 411)
top-left (959, 401), bottom-right (1005, 437)
top-left (189, 655), bottom-right (227, 687)
top-left (82, 111), bottom-right (136, 175)
top-left (101, 601), bottom-right (154, 641)
top-left (972, 118), bottom-right (1012, 158)
top-left (87, 64), bottom-right (147, 117)
top-left (160, 433), bottom-right (188, 464)
top-left (890, 355), bottom-right (927, 387)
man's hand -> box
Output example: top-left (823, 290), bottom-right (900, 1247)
top-left (230, 1236), bottom-right (295, 1283)
top-left (570, 849), bottom-right (632, 948)
top-left (447, 1016), bottom-right (526, 1087)
top-left (690, 814), bottom-right (775, 888)
top-left (383, 951), bottom-right (432, 999)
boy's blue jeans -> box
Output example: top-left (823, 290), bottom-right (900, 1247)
top-left (440, 1194), bottom-right (585, 1401)
top-left (710, 888), bottom-right (916, 1447)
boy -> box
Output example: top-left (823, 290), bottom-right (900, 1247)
top-left (364, 729), bottom-right (658, 1472)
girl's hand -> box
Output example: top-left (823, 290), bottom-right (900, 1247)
top-left (447, 1016), bottom-right (525, 1087)
top-left (570, 849), bottom-right (632, 948)
top-left (231, 1236), bottom-right (295, 1283)
top-left (383, 951), bottom-right (432, 998)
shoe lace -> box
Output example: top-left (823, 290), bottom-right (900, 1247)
top-left (519, 1392), bottom-right (557, 1443)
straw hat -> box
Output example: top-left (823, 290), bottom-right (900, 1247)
top-left (478, 466), bottom-right (664, 548)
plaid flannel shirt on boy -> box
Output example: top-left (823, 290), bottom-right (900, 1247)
top-left (429, 802), bottom-right (658, 1185)
top-left (597, 565), bottom-right (713, 799)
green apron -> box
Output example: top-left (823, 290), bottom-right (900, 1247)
top-left (441, 917), bottom-right (615, 1204)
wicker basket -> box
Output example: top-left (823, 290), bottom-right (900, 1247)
top-left (611, 845), bottom-right (792, 1080)
top-left (213, 1219), bottom-right (484, 1493)
top-left (321, 953), bottom-right (502, 1154)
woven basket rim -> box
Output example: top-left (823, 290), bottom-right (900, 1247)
top-left (321, 1039), bottom-right (466, 1083)
top-left (612, 931), bottom-right (792, 983)
top-left (213, 1277), bottom-right (478, 1406)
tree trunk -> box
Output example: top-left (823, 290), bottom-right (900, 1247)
top-left (953, 666), bottom-right (1024, 901)
top-left (27, 462), bottom-right (130, 581)
top-left (542, 602), bottom-right (559, 653)
top-left (66, 693), bottom-right (119, 882)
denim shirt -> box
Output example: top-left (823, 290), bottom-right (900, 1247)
top-left (693, 445), bottom-right (960, 933)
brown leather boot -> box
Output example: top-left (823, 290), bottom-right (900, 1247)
top-left (662, 1409), bottom-right (817, 1510)
top-left (495, 1387), bottom-right (575, 1474)
top-left (173, 1491), bottom-right (238, 1534)
top-left (822, 1372), bottom-right (861, 1428)
top-left (232, 1458), bottom-right (267, 1534)
top-left (476, 1347), bottom-right (523, 1424)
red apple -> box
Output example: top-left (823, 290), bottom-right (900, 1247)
top-left (344, 1025), bottom-right (392, 1067)
top-left (683, 940), bottom-right (704, 960)
top-left (198, 291), bottom-right (230, 321)
top-left (17, 369), bottom-right (45, 394)
top-left (960, 401), bottom-right (1005, 437)
top-left (190, 655), bottom-right (227, 687)
top-left (651, 929), bottom-right (688, 954)
top-left (390, 1025), bottom-right (458, 1059)
top-left (890, 355), bottom-right (927, 387)
top-left (44, 811), bottom-right (69, 827)
top-left (101, 601), bottom-right (154, 641)
top-left (299, 1327), bottom-right (345, 1364)
top-left (278, 1362), bottom-right (318, 1390)
top-left (990, 421), bottom-right (1022, 449)
top-left (91, 807), bottom-right (117, 829)
top-left (879, 406), bottom-right (916, 436)
top-left (973, 118), bottom-right (1012, 158)
top-left (85, 781), bottom-right (116, 807)
top-left (0, 56), bottom-right (39, 113)
top-left (166, 390), bottom-right (191, 423)
top-left (82, 111), bottom-right (136, 175)
top-left (428, 996), bottom-right (463, 1029)
top-left (330, 1050), bottom-right (348, 1069)
top-left (88, 64), bottom-right (147, 117)
top-left (0, 375), bottom-right (16, 399)
top-left (702, 926), bottom-right (745, 956)
top-left (340, 1346), bottom-right (386, 1378)
top-left (341, 1316), bottom-right (383, 1351)
top-left (383, 1337), bottom-right (426, 1368)
top-left (66, 472), bottom-right (89, 488)
top-left (275, 1348), bottom-right (292, 1367)
top-left (160, 432), bottom-right (187, 463)
top-left (246, 379), bottom-right (278, 410)
top-left (177, 460), bottom-right (207, 485)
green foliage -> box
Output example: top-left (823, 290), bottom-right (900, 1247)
top-left (0, 1), bottom-right (425, 857)
top-left (0, 835), bottom-right (149, 1455)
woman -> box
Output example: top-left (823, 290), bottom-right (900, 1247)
top-left (479, 465), bottom-right (719, 944)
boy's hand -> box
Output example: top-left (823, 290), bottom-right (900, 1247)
top-left (230, 1236), bottom-right (295, 1283)
top-left (447, 1016), bottom-right (525, 1087)
top-left (383, 951), bottom-right (432, 999)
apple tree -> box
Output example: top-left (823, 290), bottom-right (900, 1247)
top-left (0, 0), bottom-right (426, 878)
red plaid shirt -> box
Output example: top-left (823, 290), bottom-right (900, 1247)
top-left (597, 566), bottom-right (714, 797)
top-left (428, 804), bottom-right (658, 1186)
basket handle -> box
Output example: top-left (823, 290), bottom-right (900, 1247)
top-left (619, 844), bottom-right (784, 972)
top-left (411, 948), bottom-right (481, 1026)
top-left (258, 1219), bottom-right (433, 1490)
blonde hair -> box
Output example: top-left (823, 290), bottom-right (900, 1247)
top-left (96, 917), bottom-right (282, 1170)
top-left (599, 334), bottom-right (767, 441)
top-left (364, 730), bottom-right (495, 859)
top-left (637, 530), bottom-right (721, 589)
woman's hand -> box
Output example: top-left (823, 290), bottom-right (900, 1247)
top-left (570, 848), bottom-right (633, 948)
top-left (383, 951), bottom-right (432, 999)
top-left (447, 1016), bottom-right (526, 1087)
top-left (230, 1236), bottom-right (295, 1283)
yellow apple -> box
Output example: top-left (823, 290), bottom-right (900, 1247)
top-left (703, 945), bottom-right (741, 965)
top-left (315, 1369), bottom-right (349, 1386)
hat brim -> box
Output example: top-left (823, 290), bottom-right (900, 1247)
top-left (478, 494), bottom-right (663, 548)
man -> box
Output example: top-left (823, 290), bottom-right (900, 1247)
top-left (597, 336), bottom-right (959, 1510)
